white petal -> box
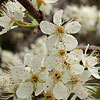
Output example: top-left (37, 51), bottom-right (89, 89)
top-left (40, 21), bottom-right (56, 34)
top-left (70, 49), bottom-right (83, 61)
top-left (44, 0), bottom-right (58, 3)
top-left (26, 96), bottom-right (32, 100)
top-left (44, 78), bottom-right (53, 93)
top-left (43, 55), bottom-right (57, 70)
top-left (66, 54), bottom-right (79, 64)
top-left (11, 67), bottom-right (31, 82)
top-left (65, 21), bottom-right (81, 34)
top-left (88, 67), bottom-right (100, 79)
top-left (53, 10), bottom-right (63, 26)
top-left (70, 64), bottom-right (84, 74)
top-left (46, 34), bottom-right (59, 52)
top-left (14, 11), bottom-right (24, 21)
top-left (53, 82), bottom-right (68, 99)
top-left (35, 83), bottom-right (45, 96)
top-left (24, 53), bottom-right (33, 66)
top-left (86, 56), bottom-right (98, 67)
top-left (62, 71), bottom-right (71, 84)
top-left (39, 70), bottom-right (48, 81)
top-left (80, 70), bottom-right (91, 83)
top-left (16, 83), bottom-right (33, 99)
top-left (32, 55), bottom-right (41, 73)
top-left (62, 34), bottom-right (78, 51)
top-left (74, 83), bottom-right (88, 99)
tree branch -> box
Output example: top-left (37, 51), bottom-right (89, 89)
top-left (78, 45), bottom-right (100, 51)
top-left (17, 0), bottom-right (45, 23)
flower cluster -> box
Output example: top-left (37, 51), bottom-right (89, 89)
top-left (0, 0), bottom-right (25, 35)
top-left (0, 8), bottom-right (100, 100)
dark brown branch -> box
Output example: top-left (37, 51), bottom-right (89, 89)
top-left (17, 0), bottom-right (45, 23)
top-left (78, 45), bottom-right (100, 51)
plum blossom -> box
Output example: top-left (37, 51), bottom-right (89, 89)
top-left (7, 66), bottom-right (32, 100)
top-left (0, 1), bottom-right (24, 35)
top-left (62, 71), bottom-right (92, 99)
top-left (82, 53), bottom-right (100, 79)
top-left (44, 69), bottom-right (71, 100)
top-left (40, 10), bottom-right (81, 51)
top-left (80, 45), bottom-right (100, 79)
top-left (65, 49), bottom-right (84, 74)
top-left (16, 53), bottom-right (49, 99)
top-left (43, 36), bottom-right (84, 74)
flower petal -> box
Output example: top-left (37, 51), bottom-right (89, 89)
top-left (11, 67), bottom-right (31, 82)
top-left (80, 70), bottom-right (91, 83)
top-left (86, 56), bottom-right (98, 67)
top-left (66, 54), bottom-right (79, 64)
top-left (16, 82), bottom-right (33, 99)
top-left (70, 49), bottom-right (83, 61)
top-left (44, 78), bottom-right (53, 93)
top-left (65, 21), bottom-right (81, 34)
top-left (62, 34), bottom-right (78, 51)
top-left (46, 34), bottom-right (59, 52)
top-left (24, 53), bottom-right (33, 66)
top-left (62, 71), bottom-right (71, 84)
top-left (88, 67), bottom-right (100, 79)
top-left (40, 21), bottom-right (56, 35)
top-left (31, 55), bottom-right (41, 73)
top-left (39, 70), bottom-right (48, 81)
top-left (70, 64), bottom-right (84, 74)
top-left (53, 82), bottom-right (68, 99)
top-left (43, 55), bottom-right (57, 70)
top-left (35, 83), bottom-right (45, 96)
top-left (74, 83), bottom-right (88, 99)
top-left (53, 10), bottom-right (63, 26)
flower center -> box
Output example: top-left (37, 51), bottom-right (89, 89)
top-left (45, 92), bottom-right (54, 100)
top-left (71, 76), bottom-right (79, 84)
top-left (53, 71), bottom-right (62, 81)
top-left (57, 26), bottom-right (64, 34)
top-left (31, 74), bottom-right (39, 83)
top-left (59, 49), bottom-right (65, 56)
top-left (63, 61), bottom-right (70, 69)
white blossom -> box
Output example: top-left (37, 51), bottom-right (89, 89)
top-left (82, 54), bottom-right (100, 79)
top-left (64, 5), bottom-right (98, 34)
top-left (16, 53), bottom-right (49, 98)
top-left (40, 10), bottom-right (81, 51)
top-left (0, 0), bottom-right (24, 35)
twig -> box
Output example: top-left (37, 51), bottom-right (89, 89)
top-left (17, 0), bottom-right (45, 23)
top-left (78, 45), bottom-right (100, 51)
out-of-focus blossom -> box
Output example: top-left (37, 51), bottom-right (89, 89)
top-left (64, 5), bottom-right (99, 34)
